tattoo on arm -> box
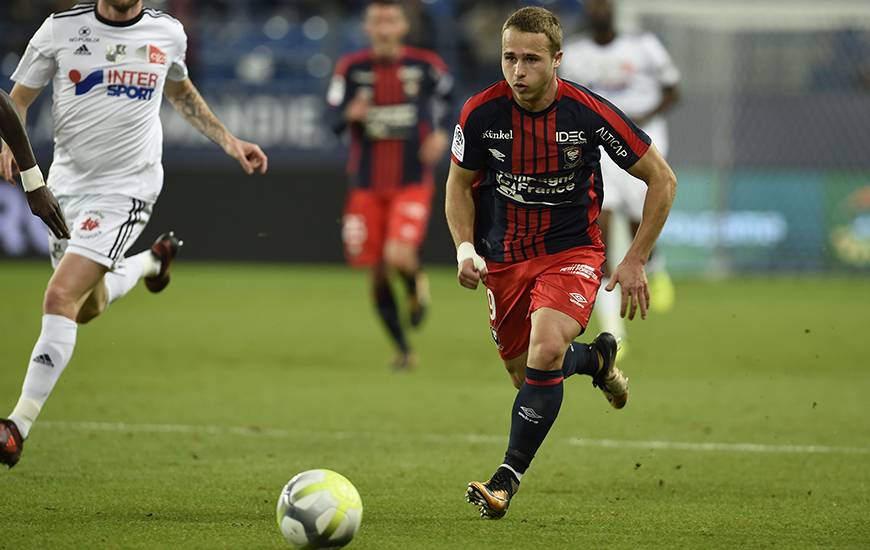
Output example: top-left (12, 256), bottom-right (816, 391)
top-left (167, 81), bottom-right (228, 148)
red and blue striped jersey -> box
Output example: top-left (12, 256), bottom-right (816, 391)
top-left (327, 46), bottom-right (453, 191)
top-left (451, 79), bottom-right (651, 262)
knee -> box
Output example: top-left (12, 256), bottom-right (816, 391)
top-left (527, 337), bottom-right (568, 371)
top-left (507, 370), bottom-right (523, 390)
top-left (43, 284), bottom-right (78, 317)
top-left (383, 245), bottom-right (416, 274)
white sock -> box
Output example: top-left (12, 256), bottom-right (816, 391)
top-left (104, 250), bottom-right (160, 304)
top-left (594, 278), bottom-right (625, 340)
top-left (9, 314), bottom-right (78, 439)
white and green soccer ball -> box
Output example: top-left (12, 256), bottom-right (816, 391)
top-left (276, 469), bottom-right (363, 549)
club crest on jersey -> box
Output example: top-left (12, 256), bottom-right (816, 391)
top-left (563, 146), bottom-right (582, 169)
top-left (106, 44), bottom-right (127, 62)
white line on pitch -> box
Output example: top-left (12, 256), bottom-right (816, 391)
top-left (39, 420), bottom-right (870, 456)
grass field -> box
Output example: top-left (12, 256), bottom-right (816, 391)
top-left (1, 261), bottom-right (869, 549)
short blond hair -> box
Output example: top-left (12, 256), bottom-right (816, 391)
top-left (502, 7), bottom-right (563, 56)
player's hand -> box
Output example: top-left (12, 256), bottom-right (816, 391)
top-left (26, 186), bottom-right (70, 239)
top-left (344, 90), bottom-right (370, 123)
top-left (456, 242), bottom-right (487, 290)
top-left (418, 129), bottom-right (448, 167)
top-left (224, 135), bottom-right (268, 175)
top-left (0, 143), bottom-right (20, 184)
top-left (605, 256), bottom-right (650, 320)
top-left (458, 257), bottom-right (488, 289)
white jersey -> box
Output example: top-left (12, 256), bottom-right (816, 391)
top-left (11, 3), bottom-right (188, 202)
top-left (560, 32), bottom-right (679, 153)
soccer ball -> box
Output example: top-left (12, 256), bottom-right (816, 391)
top-left (276, 469), bottom-right (363, 549)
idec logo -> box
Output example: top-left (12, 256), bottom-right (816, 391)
top-left (148, 44), bottom-right (167, 65)
top-left (69, 68), bottom-right (157, 100)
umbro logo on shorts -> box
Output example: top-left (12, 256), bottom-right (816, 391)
top-left (74, 44), bottom-right (91, 55)
top-left (32, 354), bottom-right (55, 368)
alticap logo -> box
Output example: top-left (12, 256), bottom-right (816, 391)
top-left (69, 69), bottom-right (157, 101)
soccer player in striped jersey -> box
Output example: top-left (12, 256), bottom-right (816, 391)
top-left (0, 0), bottom-right (267, 469)
top-left (0, 89), bottom-right (69, 239)
top-left (327, 0), bottom-right (454, 369)
top-left (445, 7), bottom-right (677, 518)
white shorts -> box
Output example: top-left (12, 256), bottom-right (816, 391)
top-left (49, 194), bottom-right (153, 270)
top-left (600, 123), bottom-right (669, 222)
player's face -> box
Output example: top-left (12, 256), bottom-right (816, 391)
top-left (101, 0), bottom-right (142, 11)
top-left (501, 28), bottom-right (562, 110)
top-left (364, 5), bottom-right (409, 50)
top-left (586, 0), bottom-right (614, 33)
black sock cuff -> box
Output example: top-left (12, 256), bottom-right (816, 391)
top-left (524, 367), bottom-right (564, 386)
top-left (504, 448), bottom-right (533, 474)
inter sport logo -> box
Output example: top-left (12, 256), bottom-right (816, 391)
top-left (69, 69), bottom-right (157, 101)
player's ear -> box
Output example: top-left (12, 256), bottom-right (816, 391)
top-left (552, 50), bottom-right (563, 70)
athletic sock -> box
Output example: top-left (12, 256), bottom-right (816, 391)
top-left (503, 367), bottom-right (564, 475)
top-left (8, 314), bottom-right (78, 439)
top-left (374, 280), bottom-right (409, 353)
top-left (562, 341), bottom-right (600, 378)
top-left (401, 271), bottom-right (418, 298)
top-left (594, 277), bottom-right (625, 341)
top-left (104, 250), bottom-right (160, 304)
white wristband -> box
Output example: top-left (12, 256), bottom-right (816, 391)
top-left (21, 166), bottom-right (46, 193)
top-left (456, 241), bottom-right (486, 271)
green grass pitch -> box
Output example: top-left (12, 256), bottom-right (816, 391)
top-left (1, 261), bottom-right (868, 549)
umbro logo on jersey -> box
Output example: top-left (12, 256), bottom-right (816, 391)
top-left (489, 148), bottom-right (506, 162)
top-left (32, 354), bottom-right (55, 368)
top-left (74, 44), bottom-right (91, 55)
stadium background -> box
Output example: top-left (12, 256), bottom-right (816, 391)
top-left (1, 2), bottom-right (869, 548)
top-left (2, 0), bottom-right (869, 273)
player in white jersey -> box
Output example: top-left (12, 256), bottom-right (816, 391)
top-left (560, 0), bottom-right (680, 354)
top-left (0, 0), bottom-right (268, 468)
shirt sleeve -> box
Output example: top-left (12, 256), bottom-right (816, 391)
top-left (325, 54), bottom-right (355, 135)
top-left (585, 88), bottom-right (651, 170)
top-left (643, 33), bottom-right (680, 87)
top-left (10, 17), bottom-right (57, 89)
top-left (167, 22), bottom-right (189, 81)
top-left (450, 98), bottom-right (486, 171)
top-left (428, 54), bottom-right (454, 133)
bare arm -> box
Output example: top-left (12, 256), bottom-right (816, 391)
top-left (0, 85), bottom-right (70, 238)
top-left (605, 144), bottom-right (677, 319)
top-left (0, 83), bottom-right (43, 181)
top-left (0, 89), bottom-right (38, 172)
top-left (164, 78), bottom-right (268, 174)
top-left (445, 161), bottom-right (486, 289)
